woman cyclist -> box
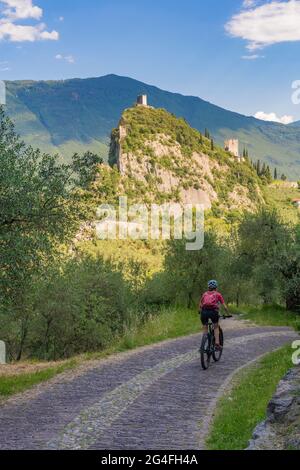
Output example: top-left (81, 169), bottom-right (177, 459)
top-left (199, 280), bottom-right (229, 350)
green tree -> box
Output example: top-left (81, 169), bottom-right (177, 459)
top-left (234, 209), bottom-right (291, 304)
top-left (204, 128), bottom-right (210, 139)
top-left (71, 151), bottom-right (103, 188)
top-left (256, 160), bottom-right (261, 176)
top-left (0, 108), bottom-right (101, 358)
top-left (266, 165), bottom-right (272, 182)
top-left (5, 256), bottom-right (132, 360)
top-left (164, 232), bottom-right (226, 308)
top-left (261, 165), bottom-right (272, 184)
top-left (243, 148), bottom-right (249, 162)
top-left (276, 225), bottom-right (300, 313)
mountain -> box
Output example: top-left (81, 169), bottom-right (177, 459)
top-left (5, 74), bottom-right (300, 179)
top-left (94, 104), bottom-right (264, 216)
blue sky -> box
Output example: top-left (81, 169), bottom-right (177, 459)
top-left (1, 0), bottom-right (300, 121)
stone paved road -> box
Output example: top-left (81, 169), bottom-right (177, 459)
top-left (0, 324), bottom-right (297, 450)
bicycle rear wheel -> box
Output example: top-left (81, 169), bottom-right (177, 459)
top-left (213, 327), bottom-right (224, 362)
top-left (200, 334), bottom-right (211, 370)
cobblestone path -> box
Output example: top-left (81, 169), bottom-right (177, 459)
top-left (0, 325), bottom-right (297, 450)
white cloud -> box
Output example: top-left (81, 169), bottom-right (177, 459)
top-left (226, 1), bottom-right (300, 50)
top-left (1, 0), bottom-right (42, 20)
top-left (0, 60), bottom-right (10, 71)
top-left (0, 0), bottom-right (59, 42)
top-left (254, 111), bottom-right (294, 124)
top-left (55, 53), bottom-right (75, 64)
top-left (58, 16), bottom-right (64, 22)
top-left (65, 55), bottom-right (75, 63)
top-left (242, 54), bottom-right (264, 59)
top-left (242, 0), bottom-right (258, 8)
top-left (0, 21), bottom-right (58, 41)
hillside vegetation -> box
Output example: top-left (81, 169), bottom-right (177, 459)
top-left (106, 106), bottom-right (264, 213)
top-left (265, 181), bottom-right (300, 224)
top-left (5, 74), bottom-right (300, 179)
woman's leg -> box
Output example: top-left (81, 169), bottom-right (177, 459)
top-left (214, 323), bottom-right (220, 345)
top-left (201, 310), bottom-right (208, 334)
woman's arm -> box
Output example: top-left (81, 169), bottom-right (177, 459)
top-left (223, 303), bottom-right (229, 314)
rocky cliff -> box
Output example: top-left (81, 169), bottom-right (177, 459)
top-left (108, 106), bottom-right (264, 212)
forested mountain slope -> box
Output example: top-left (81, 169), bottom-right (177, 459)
top-left (5, 74), bottom-right (300, 179)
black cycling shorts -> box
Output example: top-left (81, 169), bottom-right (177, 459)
top-left (200, 309), bottom-right (219, 326)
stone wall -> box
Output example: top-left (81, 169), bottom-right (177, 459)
top-left (247, 367), bottom-right (300, 450)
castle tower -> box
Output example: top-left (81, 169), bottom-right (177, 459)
top-left (224, 139), bottom-right (240, 159)
top-left (137, 94), bottom-right (148, 106)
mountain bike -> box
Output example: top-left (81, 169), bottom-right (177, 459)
top-left (200, 315), bottom-right (232, 370)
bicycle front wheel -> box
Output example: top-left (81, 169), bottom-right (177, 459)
top-left (200, 334), bottom-right (211, 370)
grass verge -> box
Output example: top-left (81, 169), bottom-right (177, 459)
top-left (112, 305), bottom-right (200, 352)
top-left (231, 304), bottom-right (300, 331)
top-left (206, 344), bottom-right (295, 450)
top-left (0, 359), bottom-right (78, 399)
top-left (83, 306), bottom-right (200, 359)
top-left (0, 306), bottom-right (199, 399)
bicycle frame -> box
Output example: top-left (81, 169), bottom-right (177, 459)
top-left (207, 320), bottom-right (216, 351)
top-left (200, 315), bottom-right (225, 370)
